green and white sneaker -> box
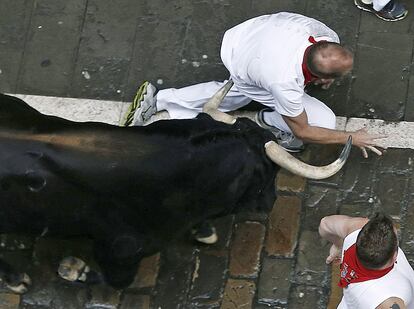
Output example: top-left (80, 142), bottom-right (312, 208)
top-left (123, 81), bottom-right (157, 126)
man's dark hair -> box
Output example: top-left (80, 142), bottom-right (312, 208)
top-left (356, 212), bottom-right (398, 269)
top-left (307, 41), bottom-right (353, 79)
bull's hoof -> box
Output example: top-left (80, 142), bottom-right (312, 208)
top-left (5, 273), bottom-right (32, 294)
top-left (192, 224), bottom-right (218, 245)
top-left (195, 232), bottom-right (218, 244)
top-left (58, 256), bottom-right (90, 282)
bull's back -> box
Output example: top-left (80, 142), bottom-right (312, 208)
top-left (0, 94), bottom-right (277, 237)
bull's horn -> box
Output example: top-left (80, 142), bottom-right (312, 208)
top-left (265, 136), bottom-right (352, 180)
top-left (203, 79), bottom-right (236, 124)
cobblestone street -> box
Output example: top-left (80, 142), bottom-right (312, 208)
top-left (1, 0), bottom-right (414, 308)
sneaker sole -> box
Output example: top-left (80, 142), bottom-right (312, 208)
top-left (195, 233), bottom-right (218, 244)
top-left (122, 81), bottom-right (149, 127)
top-left (375, 10), bottom-right (408, 22)
top-left (354, 0), bottom-right (408, 22)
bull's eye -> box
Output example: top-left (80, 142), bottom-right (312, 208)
top-left (25, 170), bottom-right (46, 192)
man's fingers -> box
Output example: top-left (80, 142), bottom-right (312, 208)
top-left (360, 147), bottom-right (368, 158)
top-left (367, 146), bottom-right (383, 156)
top-left (360, 146), bottom-right (384, 158)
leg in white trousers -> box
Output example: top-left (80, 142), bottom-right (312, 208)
top-left (157, 81), bottom-right (251, 119)
top-left (262, 93), bottom-right (337, 133)
top-left (371, 0), bottom-right (391, 11)
top-left (156, 80), bottom-right (336, 132)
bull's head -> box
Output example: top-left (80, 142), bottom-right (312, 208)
top-left (202, 79), bottom-right (351, 180)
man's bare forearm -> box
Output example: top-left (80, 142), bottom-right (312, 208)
top-left (296, 126), bottom-right (351, 145)
top-left (318, 215), bottom-right (348, 248)
top-left (283, 112), bottom-right (386, 156)
top-left (319, 215), bottom-right (369, 247)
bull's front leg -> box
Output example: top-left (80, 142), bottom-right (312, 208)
top-left (93, 232), bottom-right (144, 288)
top-left (192, 221), bottom-right (218, 244)
top-left (58, 256), bottom-right (102, 285)
top-left (0, 259), bottom-right (31, 293)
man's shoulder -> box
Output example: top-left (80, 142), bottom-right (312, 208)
top-left (361, 269), bottom-right (412, 309)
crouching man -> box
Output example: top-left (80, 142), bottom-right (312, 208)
top-left (319, 213), bottom-right (414, 308)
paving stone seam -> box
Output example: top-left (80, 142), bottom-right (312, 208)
top-left (283, 189), bottom-right (306, 308)
top-left (403, 35), bottom-right (414, 121)
top-left (395, 168), bottom-right (413, 250)
top-left (338, 159), bottom-right (378, 208)
top-left (150, 248), bottom-right (196, 309)
top-left (254, 210), bottom-right (272, 307)
top-left (188, 247), bottom-right (229, 308)
top-left (14, 1), bottom-right (35, 95)
top-left (226, 220), bottom-right (266, 307)
top-left (68, 0), bottom-right (91, 96)
top-left (368, 159), bottom-right (393, 216)
top-left (293, 181), bottom-right (336, 305)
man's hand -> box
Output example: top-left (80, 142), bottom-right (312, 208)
top-left (350, 128), bottom-right (387, 158)
top-left (314, 78), bottom-right (335, 89)
top-left (326, 244), bottom-right (342, 264)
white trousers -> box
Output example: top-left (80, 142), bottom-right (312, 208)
top-left (371, 0), bottom-right (391, 11)
top-left (156, 80), bottom-right (336, 133)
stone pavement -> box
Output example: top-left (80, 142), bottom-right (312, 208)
top-left (1, 0), bottom-right (414, 308)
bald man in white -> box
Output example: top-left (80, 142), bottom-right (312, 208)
top-left (126, 12), bottom-right (385, 156)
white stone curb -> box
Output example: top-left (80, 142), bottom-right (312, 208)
top-left (12, 94), bottom-right (125, 126)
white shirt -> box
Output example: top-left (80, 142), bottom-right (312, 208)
top-left (220, 12), bottom-right (339, 117)
top-left (338, 229), bottom-right (414, 309)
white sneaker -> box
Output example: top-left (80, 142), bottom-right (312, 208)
top-left (255, 109), bottom-right (305, 152)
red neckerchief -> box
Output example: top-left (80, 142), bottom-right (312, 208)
top-left (338, 244), bottom-right (394, 288)
top-left (302, 36), bottom-right (320, 85)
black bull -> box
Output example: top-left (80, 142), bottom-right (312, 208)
top-left (0, 92), bottom-right (350, 290)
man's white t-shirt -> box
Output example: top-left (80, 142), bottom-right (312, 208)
top-left (220, 12), bottom-right (339, 118)
top-left (338, 229), bottom-right (414, 309)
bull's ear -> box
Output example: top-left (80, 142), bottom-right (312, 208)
top-left (202, 79), bottom-right (236, 124)
top-left (264, 136), bottom-right (352, 180)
